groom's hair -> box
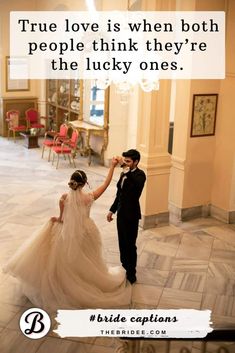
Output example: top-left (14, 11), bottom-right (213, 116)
top-left (69, 170), bottom-right (87, 190)
top-left (122, 149), bottom-right (141, 162)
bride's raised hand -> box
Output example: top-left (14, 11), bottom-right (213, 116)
top-left (111, 156), bottom-right (119, 167)
top-left (92, 156), bottom-right (119, 200)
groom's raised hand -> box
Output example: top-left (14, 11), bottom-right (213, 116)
top-left (107, 211), bottom-right (114, 222)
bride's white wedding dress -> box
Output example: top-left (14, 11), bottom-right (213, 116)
top-left (3, 189), bottom-right (131, 310)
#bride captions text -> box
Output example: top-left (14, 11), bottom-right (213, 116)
top-left (89, 312), bottom-right (178, 326)
top-left (55, 309), bottom-right (213, 338)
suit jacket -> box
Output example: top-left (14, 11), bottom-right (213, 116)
top-left (110, 167), bottom-right (146, 220)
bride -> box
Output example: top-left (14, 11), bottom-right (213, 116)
top-left (3, 157), bottom-right (131, 311)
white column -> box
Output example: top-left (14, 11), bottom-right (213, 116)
top-left (137, 80), bottom-right (172, 228)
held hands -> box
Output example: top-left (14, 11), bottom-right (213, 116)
top-left (114, 156), bottom-right (129, 172)
top-left (51, 216), bottom-right (63, 223)
top-left (111, 156), bottom-right (119, 167)
top-left (115, 156), bottom-right (125, 167)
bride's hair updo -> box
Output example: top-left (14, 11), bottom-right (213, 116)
top-left (68, 170), bottom-right (88, 190)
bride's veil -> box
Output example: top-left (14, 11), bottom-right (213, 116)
top-left (60, 189), bottom-right (91, 261)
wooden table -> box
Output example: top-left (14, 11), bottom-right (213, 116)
top-left (69, 120), bottom-right (108, 165)
top-left (20, 132), bottom-right (40, 149)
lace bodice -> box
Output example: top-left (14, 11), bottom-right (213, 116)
top-left (64, 189), bottom-right (94, 219)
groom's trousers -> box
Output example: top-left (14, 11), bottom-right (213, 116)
top-left (117, 213), bottom-right (139, 279)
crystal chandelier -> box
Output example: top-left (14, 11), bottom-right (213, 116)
top-left (95, 78), bottom-right (160, 104)
top-left (85, 0), bottom-right (160, 103)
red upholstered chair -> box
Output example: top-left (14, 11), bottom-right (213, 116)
top-left (25, 108), bottom-right (45, 130)
top-left (41, 123), bottom-right (69, 161)
top-left (6, 110), bottom-right (27, 142)
top-left (52, 128), bottom-right (79, 169)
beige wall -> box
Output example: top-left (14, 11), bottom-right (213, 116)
top-left (211, 78), bottom-right (235, 209)
top-left (0, 0), bottom-right (39, 98)
top-left (211, 9), bottom-right (235, 214)
top-left (182, 79), bottom-right (220, 208)
top-left (35, 0), bottom-right (88, 10)
top-left (169, 0), bottom-right (235, 219)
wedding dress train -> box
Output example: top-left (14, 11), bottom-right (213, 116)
top-left (3, 190), bottom-right (131, 311)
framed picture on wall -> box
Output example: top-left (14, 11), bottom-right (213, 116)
top-left (190, 94), bottom-right (218, 137)
top-left (6, 56), bottom-right (30, 92)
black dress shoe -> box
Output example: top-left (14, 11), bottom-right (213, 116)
top-left (127, 275), bottom-right (137, 284)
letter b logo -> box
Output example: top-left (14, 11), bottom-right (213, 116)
top-left (20, 308), bottom-right (51, 339)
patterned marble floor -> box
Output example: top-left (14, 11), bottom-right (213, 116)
top-left (0, 136), bottom-right (235, 353)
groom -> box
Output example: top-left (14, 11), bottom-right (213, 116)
top-left (107, 149), bottom-right (146, 284)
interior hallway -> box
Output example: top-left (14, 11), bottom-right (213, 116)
top-left (0, 136), bottom-right (235, 353)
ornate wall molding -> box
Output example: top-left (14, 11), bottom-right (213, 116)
top-left (171, 156), bottom-right (186, 171)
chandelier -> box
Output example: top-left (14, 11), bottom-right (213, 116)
top-left (84, 0), bottom-right (160, 104)
top-left (95, 78), bottom-right (160, 104)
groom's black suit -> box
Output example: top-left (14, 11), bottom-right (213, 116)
top-left (109, 167), bottom-right (146, 282)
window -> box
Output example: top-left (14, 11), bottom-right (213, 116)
top-left (83, 80), bottom-right (106, 127)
